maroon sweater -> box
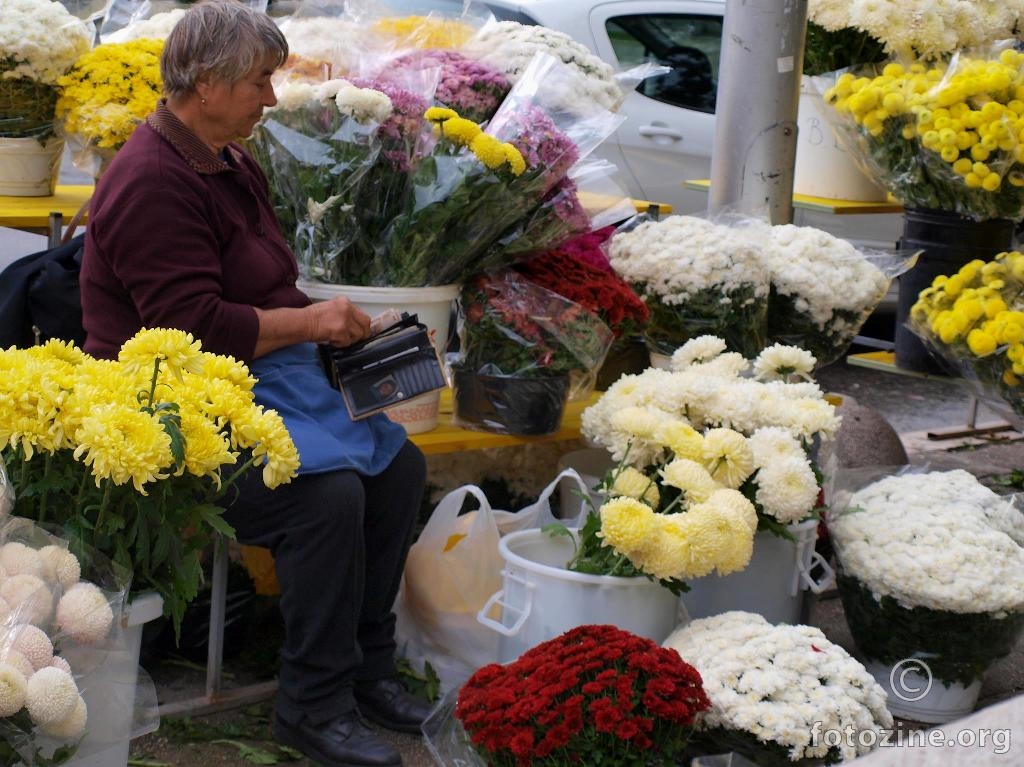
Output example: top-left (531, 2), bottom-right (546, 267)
top-left (81, 101), bottom-right (309, 361)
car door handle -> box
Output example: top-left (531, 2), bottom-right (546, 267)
top-left (638, 124), bottom-right (684, 141)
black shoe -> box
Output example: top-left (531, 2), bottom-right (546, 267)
top-left (354, 678), bottom-right (432, 734)
top-left (273, 710), bottom-right (402, 767)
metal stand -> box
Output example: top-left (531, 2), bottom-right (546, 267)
top-left (157, 536), bottom-right (278, 716)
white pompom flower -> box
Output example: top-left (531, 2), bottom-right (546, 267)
top-left (0, 542), bottom-right (44, 578)
top-left (0, 662), bottom-right (28, 717)
top-left (50, 656), bottom-right (72, 675)
top-left (0, 574), bottom-right (53, 626)
top-left (56, 582), bottom-right (115, 645)
top-left (1, 649), bottom-right (35, 680)
top-left (38, 545), bottom-right (82, 589)
top-left (26, 667), bottom-right (79, 726)
top-left (9, 624), bottom-right (54, 671)
top-left (40, 694), bottom-right (87, 740)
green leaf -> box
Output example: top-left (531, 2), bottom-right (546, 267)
top-left (198, 504), bottom-right (237, 538)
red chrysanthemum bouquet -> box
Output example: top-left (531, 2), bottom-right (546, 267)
top-left (455, 624), bottom-right (710, 767)
top-left (516, 227), bottom-right (650, 340)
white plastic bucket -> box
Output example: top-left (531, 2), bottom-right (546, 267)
top-left (556, 448), bottom-right (612, 518)
top-left (0, 136), bottom-right (64, 196)
top-left (65, 591), bottom-right (164, 766)
top-left (794, 81), bottom-right (888, 202)
top-left (865, 660), bottom-right (982, 724)
top-left (298, 280), bottom-right (459, 433)
top-left (477, 529), bottom-right (682, 663)
top-left (680, 518), bottom-right (834, 625)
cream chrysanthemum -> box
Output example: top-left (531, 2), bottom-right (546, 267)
top-left (660, 459), bottom-right (718, 503)
top-left (610, 406), bottom-right (662, 441)
top-left (25, 666), bottom-right (78, 726)
top-left (56, 582), bottom-right (114, 646)
top-left (707, 488), bottom-right (759, 535)
top-left (755, 456), bottom-right (820, 523)
top-left (701, 428), bottom-right (755, 489)
top-left (0, 541), bottom-right (44, 578)
top-left (610, 467), bottom-right (660, 507)
top-left (37, 545), bottom-right (81, 589)
top-left (753, 344), bottom-right (817, 382)
top-left (671, 335), bottom-right (727, 368)
top-left (656, 420), bottom-right (704, 461)
top-left (598, 497), bottom-right (658, 558)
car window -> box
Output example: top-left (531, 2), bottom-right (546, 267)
top-left (606, 14), bottom-right (722, 114)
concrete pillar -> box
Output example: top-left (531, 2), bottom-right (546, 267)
top-left (708, 0), bottom-right (808, 224)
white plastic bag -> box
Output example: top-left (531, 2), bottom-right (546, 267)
top-left (393, 468), bottom-right (589, 692)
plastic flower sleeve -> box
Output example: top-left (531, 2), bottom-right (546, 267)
top-left (907, 248), bottom-right (1024, 429)
top-left (248, 79), bottom-right (389, 282)
top-left (421, 687), bottom-right (489, 767)
top-left (729, 217), bottom-right (920, 368)
top-left (99, 0), bottom-right (214, 42)
top-left (0, 463), bottom-right (12, 519)
top-left (816, 44), bottom-right (1024, 221)
top-left (343, 0), bottom-right (489, 55)
top-left (454, 271), bottom-right (614, 400)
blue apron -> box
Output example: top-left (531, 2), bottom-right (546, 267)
top-left (249, 343), bottom-right (406, 476)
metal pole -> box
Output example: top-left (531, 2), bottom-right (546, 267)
top-left (708, 0), bottom-right (808, 224)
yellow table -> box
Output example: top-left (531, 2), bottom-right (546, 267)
top-left (683, 179), bottom-right (903, 215)
top-left (0, 184), bottom-right (92, 239)
top-left (412, 388), bottom-right (597, 454)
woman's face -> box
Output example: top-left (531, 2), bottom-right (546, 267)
top-left (204, 55), bottom-right (279, 141)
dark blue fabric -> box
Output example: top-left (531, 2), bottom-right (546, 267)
top-left (250, 343), bottom-right (406, 476)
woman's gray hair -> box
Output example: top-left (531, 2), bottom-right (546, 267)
top-left (161, 0), bottom-right (288, 98)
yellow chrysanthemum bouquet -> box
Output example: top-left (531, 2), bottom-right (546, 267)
top-left (0, 328), bottom-right (300, 632)
top-left (54, 38), bottom-right (164, 178)
top-left (910, 251), bottom-right (1024, 423)
top-left (825, 46), bottom-right (1024, 220)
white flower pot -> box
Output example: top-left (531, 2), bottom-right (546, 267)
top-left (865, 660), bottom-right (982, 724)
top-left (63, 591), bottom-right (164, 766)
top-left (297, 280), bottom-right (459, 434)
top-left (0, 136), bottom-right (64, 196)
top-left (680, 518), bottom-right (834, 625)
top-left (477, 528), bottom-right (684, 663)
top-left (794, 78), bottom-right (888, 202)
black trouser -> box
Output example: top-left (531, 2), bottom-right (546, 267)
top-left (224, 440), bottom-right (426, 726)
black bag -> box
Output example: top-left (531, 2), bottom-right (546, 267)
top-left (0, 233), bottom-right (86, 349)
top-left (320, 313), bottom-right (448, 420)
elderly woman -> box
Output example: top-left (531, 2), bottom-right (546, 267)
top-left (79, 2), bottom-right (429, 766)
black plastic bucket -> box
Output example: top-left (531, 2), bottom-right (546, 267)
top-left (895, 209), bottom-right (1015, 373)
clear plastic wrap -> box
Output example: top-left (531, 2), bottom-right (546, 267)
top-left (98, 0), bottom-right (194, 42)
top-left (54, 36), bottom-right (164, 179)
top-left (907, 248), bottom-right (1024, 428)
top-left (453, 270), bottom-right (614, 399)
top-left (733, 218), bottom-right (919, 368)
top-left (824, 465), bottom-right (1024, 695)
top-left (0, 516), bottom-right (136, 766)
top-left (818, 44), bottom-right (1024, 221)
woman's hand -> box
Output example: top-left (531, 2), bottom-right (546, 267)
top-left (307, 297), bottom-right (372, 347)
top-left (252, 298), bottom-right (371, 358)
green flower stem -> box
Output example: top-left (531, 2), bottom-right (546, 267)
top-left (94, 481), bottom-right (112, 532)
top-left (37, 453), bottom-right (52, 524)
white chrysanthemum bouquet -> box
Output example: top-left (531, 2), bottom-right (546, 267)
top-left (827, 469), bottom-right (1024, 695)
top-left (0, 515), bottom-right (130, 766)
top-left (561, 337), bottom-right (838, 592)
top-left (0, 0), bottom-right (92, 139)
top-left (757, 223), bottom-right (913, 367)
top-left (609, 215), bottom-right (771, 359)
top-left (0, 329), bottom-right (300, 634)
top-left (664, 611), bottom-right (893, 766)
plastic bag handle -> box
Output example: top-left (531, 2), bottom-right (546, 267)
top-left (417, 484), bottom-right (494, 544)
top-left (799, 551), bottom-right (836, 594)
top-left (476, 571), bottom-right (533, 636)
